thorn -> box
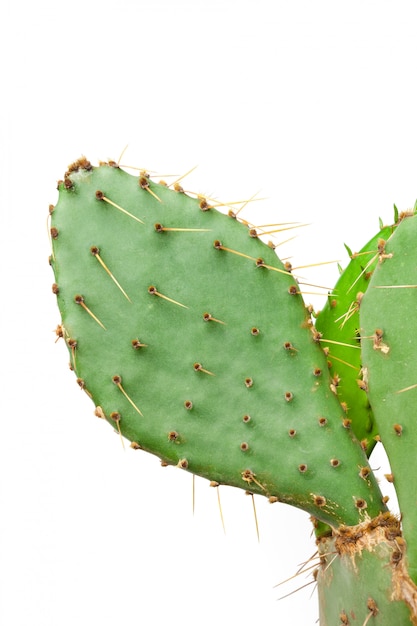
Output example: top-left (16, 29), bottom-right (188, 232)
top-left (374, 284), bottom-right (417, 289)
top-left (110, 412), bottom-right (125, 450)
top-left (148, 285), bottom-right (188, 309)
top-left (396, 382), bottom-right (417, 394)
top-left (276, 579), bottom-right (317, 601)
top-left (291, 260), bottom-right (341, 271)
top-left (325, 352), bottom-right (360, 371)
top-left (117, 144), bottom-right (129, 165)
top-left (139, 176), bottom-right (162, 202)
top-left (213, 241), bottom-right (292, 275)
top-left (247, 492), bottom-right (260, 542)
top-left (347, 253), bottom-right (378, 294)
top-left (316, 338), bottom-right (361, 350)
top-left (67, 338), bottom-right (77, 370)
top-left (90, 246), bottom-right (131, 301)
top-left (193, 362), bottom-right (215, 376)
top-left (229, 191), bottom-right (262, 218)
top-left (131, 339), bottom-right (148, 349)
top-left (154, 223), bottom-right (211, 233)
top-left (241, 469), bottom-right (266, 492)
top-left (192, 474), bottom-right (195, 515)
top-left (254, 223), bottom-right (310, 237)
top-left (168, 165), bottom-right (199, 189)
top-left (210, 482), bottom-right (226, 534)
top-left (202, 312), bottom-right (226, 325)
top-left (112, 375), bottom-right (143, 416)
top-left (74, 295), bottom-right (106, 329)
top-left (95, 190), bottom-right (144, 224)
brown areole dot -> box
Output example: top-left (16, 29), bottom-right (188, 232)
top-left (199, 198), bottom-right (210, 211)
top-left (50, 227), bottom-right (59, 239)
top-left (330, 458), bottom-right (340, 467)
top-left (359, 466), bottom-right (371, 479)
top-left (313, 495), bottom-right (326, 507)
top-left (251, 327), bottom-right (260, 336)
top-left (240, 442), bottom-right (249, 451)
top-left (168, 431), bottom-right (179, 441)
top-left (52, 283), bottom-right (59, 294)
top-left (298, 464), bottom-right (308, 473)
top-left (110, 411), bottom-right (121, 422)
top-left (178, 459), bottom-right (188, 469)
top-left (393, 423), bottom-right (403, 436)
top-left (288, 429), bottom-right (297, 438)
top-left (284, 391), bottom-right (294, 402)
top-left (245, 377), bottom-right (253, 388)
top-left (184, 400), bottom-right (193, 410)
top-left (243, 414), bottom-right (251, 423)
top-left (288, 285), bottom-right (298, 295)
top-left (355, 498), bottom-right (367, 510)
top-left (318, 417), bottom-right (327, 426)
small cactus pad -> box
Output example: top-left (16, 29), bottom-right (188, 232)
top-left (315, 225), bottom-right (395, 456)
top-left (50, 159), bottom-right (385, 527)
top-left (360, 211), bottom-right (417, 580)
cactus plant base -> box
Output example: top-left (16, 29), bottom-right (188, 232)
top-left (317, 513), bottom-right (417, 625)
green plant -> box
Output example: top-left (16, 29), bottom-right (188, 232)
top-left (49, 157), bottom-right (417, 624)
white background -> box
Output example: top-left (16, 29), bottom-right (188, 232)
top-left (1, 1), bottom-right (416, 624)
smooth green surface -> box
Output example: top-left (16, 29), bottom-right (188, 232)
top-left (316, 225), bottom-right (395, 455)
top-left (361, 213), bottom-right (417, 581)
top-left (51, 161), bottom-right (386, 527)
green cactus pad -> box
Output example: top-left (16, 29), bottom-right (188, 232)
top-left (50, 158), bottom-right (386, 527)
top-left (360, 211), bottom-right (417, 580)
top-left (315, 225), bottom-right (395, 456)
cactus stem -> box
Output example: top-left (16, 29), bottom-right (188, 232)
top-left (95, 191), bottom-right (145, 224)
top-left (112, 375), bottom-right (143, 416)
top-left (74, 295), bottom-right (106, 330)
top-left (90, 246), bottom-right (131, 302)
top-left (154, 223), bottom-right (212, 233)
top-left (147, 285), bottom-right (188, 309)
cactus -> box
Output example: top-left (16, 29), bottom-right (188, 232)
top-left (49, 158), bottom-right (417, 624)
top-left (315, 221), bottom-right (396, 456)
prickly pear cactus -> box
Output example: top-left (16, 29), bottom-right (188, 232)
top-left (49, 158), bottom-right (384, 528)
top-left (49, 159), bottom-right (417, 624)
top-left (315, 224), bottom-right (395, 456)
top-left (361, 210), bottom-right (417, 583)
